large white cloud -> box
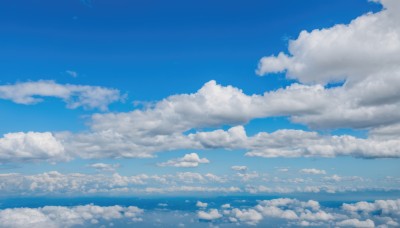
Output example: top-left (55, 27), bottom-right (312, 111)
top-left (257, 0), bottom-right (400, 84)
top-left (0, 80), bottom-right (123, 110)
top-left (0, 132), bottom-right (67, 163)
top-left (197, 209), bottom-right (222, 220)
top-left (256, 0), bottom-right (400, 130)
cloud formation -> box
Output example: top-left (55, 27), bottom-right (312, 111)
top-left (0, 81), bottom-right (123, 111)
top-left (1, 0), bottom-right (400, 163)
top-left (197, 198), bottom-right (400, 227)
top-left (256, 0), bottom-right (400, 130)
top-left (0, 204), bottom-right (143, 228)
top-left (300, 168), bottom-right (327, 175)
top-left (158, 153), bottom-right (209, 168)
top-left (0, 132), bottom-right (67, 163)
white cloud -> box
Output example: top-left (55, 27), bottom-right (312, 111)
top-left (336, 219), bottom-right (375, 228)
top-left (0, 198), bottom-right (397, 227)
top-left (0, 204), bottom-right (143, 228)
top-left (245, 129), bottom-right (400, 158)
top-left (257, 0), bottom-right (400, 84)
top-left (196, 201), bottom-right (208, 208)
top-left (342, 199), bottom-right (400, 216)
top-left (277, 168), bottom-right (289, 172)
top-left (0, 132), bottom-right (67, 163)
top-left (158, 153), bottom-right (209, 168)
top-left (255, 0), bottom-right (400, 130)
top-left (197, 209), bottom-right (222, 220)
top-left (0, 80), bottom-right (123, 111)
top-left (193, 198), bottom-right (400, 226)
top-left (230, 208), bottom-right (263, 225)
top-left (300, 169), bottom-right (327, 175)
top-left (231, 166), bottom-right (247, 172)
top-left (88, 163), bottom-right (120, 172)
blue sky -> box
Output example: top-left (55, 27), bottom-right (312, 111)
top-left (1, 0), bottom-right (400, 227)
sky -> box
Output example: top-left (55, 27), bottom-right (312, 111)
top-left (1, 0), bottom-right (400, 227)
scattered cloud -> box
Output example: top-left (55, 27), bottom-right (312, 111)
top-left (300, 168), bottom-right (327, 175)
top-left (158, 153), bottom-right (209, 168)
top-left (87, 163), bottom-right (120, 172)
top-left (0, 204), bottom-right (143, 228)
top-left (196, 201), bottom-right (208, 208)
top-left (231, 166), bottom-right (247, 172)
top-left (65, 70), bottom-right (78, 78)
top-left (0, 198), bottom-right (397, 227)
top-left (197, 209), bottom-right (222, 220)
top-left (0, 80), bottom-right (123, 111)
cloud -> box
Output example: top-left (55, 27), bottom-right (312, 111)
top-left (229, 208), bottom-right (263, 225)
top-left (0, 204), bottom-right (143, 228)
top-left (197, 209), bottom-right (222, 220)
top-left (0, 80), bottom-right (123, 111)
top-left (255, 0), bottom-right (400, 130)
top-left (65, 70), bottom-right (78, 78)
top-left (0, 171), bottom-right (240, 196)
top-left (158, 153), bottom-right (209, 168)
top-left (336, 219), bottom-right (375, 227)
top-left (257, 0), bottom-right (400, 84)
top-left (342, 199), bottom-right (400, 216)
top-left (244, 129), bottom-right (400, 158)
top-left (196, 201), bottom-right (208, 208)
top-left (300, 168), bottom-right (327, 175)
top-left (0, 198), bottom-right (397, 227)
top-left (2, 124), bottom-right (400, 165)
top-left (199, 198), bottom-right (400, 226)
top-left (0, 132), bottom-right (68, 163)
top-left (87, 163), bottom-right (120, 172)
top-left (231, 166), bottom-right (248, 172)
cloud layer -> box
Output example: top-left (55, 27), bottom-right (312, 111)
top-left (0, 204), bottom-right (143, 228)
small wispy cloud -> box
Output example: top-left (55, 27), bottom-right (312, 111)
top-left (66, 70), bottom-right (78, 78)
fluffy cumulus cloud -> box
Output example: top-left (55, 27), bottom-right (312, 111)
top-left (196, 201), bottom-right (208, 208)
top-left (0, 80), bottom-right (123, 111)
top-left (256, 0), bottom-right (400, 130)
top-left (197, 209), bottom-right (222, 220)
top-left (0, 132), bottom-right (67, 163)
top-left (0, 204), bottom-right (143, 228)
top-left (1, 198), bottom-right (397, 227)
top-left (196, 198), bottom-right (400, 227)
top-left (158, 153), bottom-right (209, 168)
top-left (3, 123), bottom-right (400, 164)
